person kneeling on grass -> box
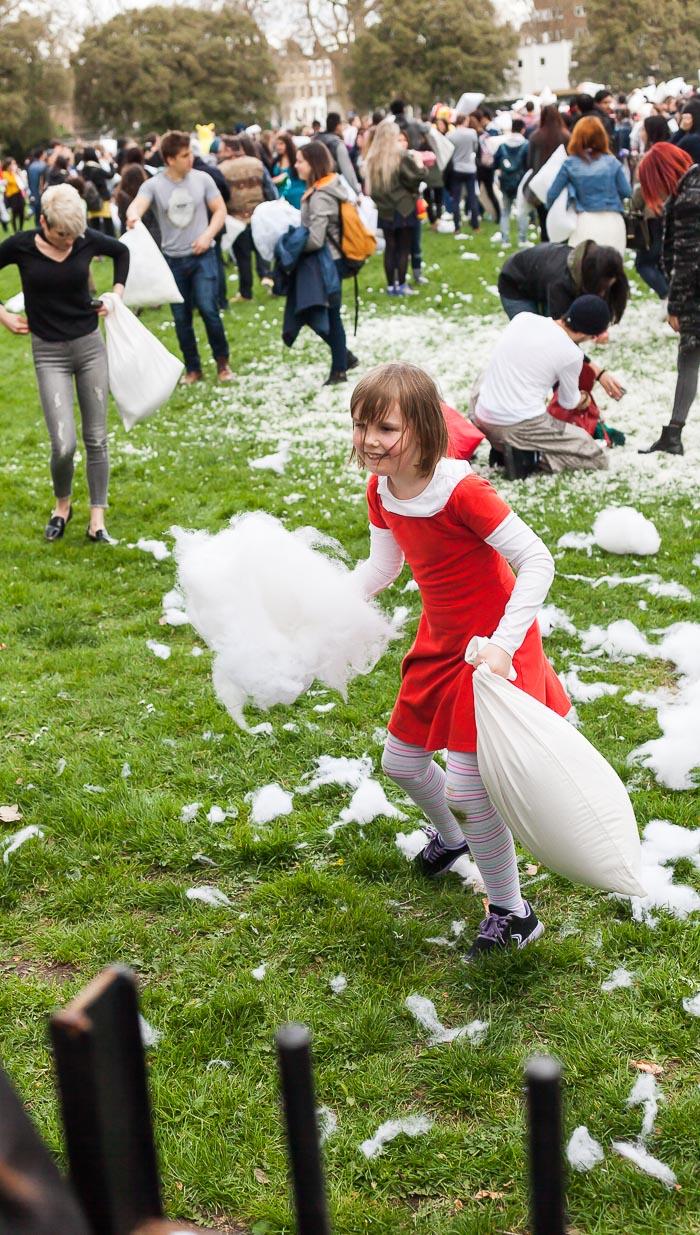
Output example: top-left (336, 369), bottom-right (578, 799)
top-left (473, 295), bottom-right (620, 478)
top-left (351, 362), bottom-right (570, 960)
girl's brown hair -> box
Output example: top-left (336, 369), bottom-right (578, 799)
top-left (299, 139), bottom-right (333, 183)
top-left (350, 362), bottom-right (448, 477)
top-left (568, 115), bottom-right (611, 159)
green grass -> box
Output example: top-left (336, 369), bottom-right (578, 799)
top-left (1, 223), bottom-right (699, 1235)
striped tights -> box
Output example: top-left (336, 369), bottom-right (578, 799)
top-left (382, 733), bottom-right (525, 914)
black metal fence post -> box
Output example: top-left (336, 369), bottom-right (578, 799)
top-left (525, 1054), bottom-right (565, 1235)
top-left (276, 1023), bottom-right (331, 1235)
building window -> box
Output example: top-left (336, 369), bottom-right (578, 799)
top-left (518, 57), bottom-right (523, 66)
top-left (540, 55), bottom-right (546, 64)
top-left (574, 3), bottom-right (584, 12)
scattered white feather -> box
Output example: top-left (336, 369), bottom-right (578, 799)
top-left (186, 886), bottom-right (232, 907)
top-left (359, 1114), bottom-right (432, 1159)
top-left (299, 754), bottom-right (373, 794)
top-left (206, 1058), bottom-right (232, 1070)
top-left (162, 586), bottom-right (186, 610)
top-left (172, 513), bottom-right (397, 728)
top-left (560, 668), bottom-right (621, 703)
top-left (601, 967), bottom-right (634, 992)
top-left (557, 531), bottom-right (595, 553)
top-left (627, 1071), bottom-right (661, 1142)
top-left (1, 825), bottom-right (44, 864)
top-left (56, 757), bottom-right (67, 776)
top-left (313, 702), bottom-right (336, 713)
top-left (331, 779), bottom-right (407, 832)
top-left (248, 722), bottom-right (273, 735)
top-left (566, 1126), bottom-right (605, 1172)
top-left (136, 538), bottom-right (171, 561)
top-left (139, 1014), bottom-right (161, 1047)
top-left (612, 1141), bottom-right (677, 1188)
top-left (247, 783), bottom-right (294, 824)
top-left (206, 805), bottom-right (227, 824)
top-left (593, 507), bottom-right (660, 556)
top-left (181, 802), bottom-right (201, 822)
top-left (538, 605), bottom-right (576, 637)
top-left (628, 622), bottom-right (700, 790)
top-left (395, 829), bottom-right (429, 860)
top-left (682, 991), bottom-right (700, 1016)
top-left (191, 646), bottom-right (204, 657)
top-left (251, 963), bottom-right (267, 980)
top-left (591, 572), bottom-right (691, 601)
top-left (121, 762), bottom-right (131, 779)
top-left (248, 440), bottom-right (291, 474)
top-left (581, 619), bottom-right (653, 660)
top-left (329, 974), bottom-right (347, 994)
top-left (403, 578), bottom-right (419, 592)
top-left (405, 995), bottom-right (489, 1047)
top-left (146, 640), bottom-right (171, 660)
top-left (83, 784), bottom-right (106, 793)
top-left (317, 1105), bottom-right (338, 1144)
top-left (629, 819), bottom-right (700, 923)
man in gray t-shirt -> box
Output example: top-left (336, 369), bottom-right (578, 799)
top-left (126, 130), bottom-right (232, 383)
top-left (447, 116), bottom-right (480, 233)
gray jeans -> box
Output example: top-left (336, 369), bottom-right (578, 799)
top-left (31, 328), bottom-right (109, 507)
top-left (474, 411), bottom-right (608, 474)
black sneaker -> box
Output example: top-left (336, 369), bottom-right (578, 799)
top-left (414, 827), bottom-right (470, 878)
top-left (465, 901), bottom-right (544, 961)
top-left (503, 445), bottom-right (539, 480)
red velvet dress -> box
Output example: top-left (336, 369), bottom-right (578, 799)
top-left (368, 469), bottom-right (570, 753)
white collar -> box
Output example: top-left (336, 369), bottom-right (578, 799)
top-left (378, 457), bottom-right (472, 517)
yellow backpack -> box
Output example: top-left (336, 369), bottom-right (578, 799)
top-left (339, 200), bottom-right (377, 272)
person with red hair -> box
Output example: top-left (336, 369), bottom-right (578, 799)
top-left (637, 143), bottom-right (699, 455)
top-left (546, 115), bottom-right (630, 254)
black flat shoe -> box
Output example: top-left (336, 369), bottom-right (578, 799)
top-left (45, 505), bottom-right (72, 541)
top-left (86, 527), bottom-right (112, 543)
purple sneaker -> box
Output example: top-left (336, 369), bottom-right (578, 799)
top-left (465, 901), bottom-right (544, 961)
top-left (414, 827), bottom-right (470, 878)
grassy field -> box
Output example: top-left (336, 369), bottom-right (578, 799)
top-left (1, 221), bottom-right (699, 1235)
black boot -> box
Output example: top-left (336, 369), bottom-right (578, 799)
top-left (324, 370), bottom-right (347, 386)
top-left (638, 423), bottom-right (684, 456)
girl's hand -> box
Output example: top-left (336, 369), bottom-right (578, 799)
top-left (473, 642), bottom-right (513, 679)
top-left (668, 314), bottom-right (680, 333)
top-left (0, 310), bottom-right (29, 334)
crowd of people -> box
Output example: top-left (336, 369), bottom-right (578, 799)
top-left (0, 80), bottom-right (698, 539)
top-left (0, 81), bottom-right (697, 962)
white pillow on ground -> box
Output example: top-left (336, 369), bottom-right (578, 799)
top-left (593, 507), bottom-right (660, 556)
top-left (465, 645), bottom-right (645, 897)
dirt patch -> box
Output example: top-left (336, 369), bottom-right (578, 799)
top-left (0, 958), bottom-right (79, 983)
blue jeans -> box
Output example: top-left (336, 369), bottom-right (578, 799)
top-left (635, 218), bottom-right (669, 300)
top-left (500, 294), bottom-right (542, 319)
top-left (166, 248), bottom-right (230, 373)
top-left (451, 171), bottom-right (479, 230)
top-left (314, 258), bottom-right (347, 371)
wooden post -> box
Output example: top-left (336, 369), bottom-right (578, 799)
top-left (0, 1062), bottom-right (90, 1235)
top-left (525, 1055), bottom-right (565, 1235)
top-left (50, 965), bottom-right (163, 1235)
top-left (276, 1023), bottom-right (331, 1235)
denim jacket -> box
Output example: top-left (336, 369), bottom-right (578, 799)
top-left (546, 154), bottom-right (631, 214)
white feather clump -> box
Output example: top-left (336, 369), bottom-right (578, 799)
top-left (593, 507), bottom-right (660, 556)
top-left (172, 513), bottom-right (397, 728)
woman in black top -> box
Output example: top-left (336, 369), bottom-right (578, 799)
top-left (0, 183), bottom-right (129, 541)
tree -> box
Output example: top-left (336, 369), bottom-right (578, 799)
top-left (72, 4), bottom-right (277, 135)
top-left (573, 0), bottom-right (700, 87)
top-left (0, 15), bottom-right (70, 154)
top-left (347, 0), bottom-right (518, 112)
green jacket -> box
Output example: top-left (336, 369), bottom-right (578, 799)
top-left (370, 153), bottom-right (423, 221)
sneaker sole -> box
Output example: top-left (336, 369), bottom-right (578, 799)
top-left (514, 920), bottom-right (545, 949)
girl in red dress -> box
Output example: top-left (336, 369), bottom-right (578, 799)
top-left (352, 362), bottom-right (570, 960)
